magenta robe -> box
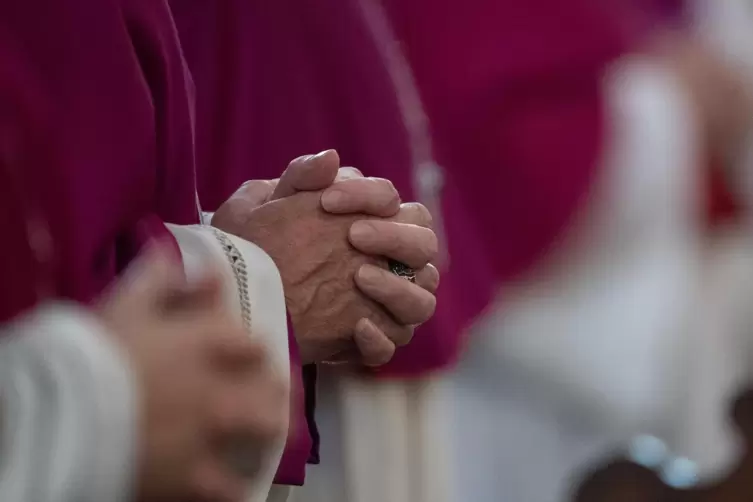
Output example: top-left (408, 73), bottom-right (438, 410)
top-left (0, 0), bottom-right (198, 322)
top-left (0, 0), bottom-right (305, 487)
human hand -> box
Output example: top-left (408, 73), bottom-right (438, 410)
top-left (99, 243), bottom-right (286, 502)
top-left (213, 151), bottom-right (439, 366)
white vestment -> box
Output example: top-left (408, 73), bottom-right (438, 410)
top-left (674, 0), bottom-right (753, 482)
top-left (0, 225), bottom-right (291, 502)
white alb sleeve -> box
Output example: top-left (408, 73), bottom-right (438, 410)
top-left (166, 223), bottom-right (291, 502)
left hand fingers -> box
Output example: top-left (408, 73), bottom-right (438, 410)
top-left (321, 318), bottom-right (397, 367)
top-left (321, 177), bottom-right (401, 217)
top-left (349, 220), bottom-right (437, 269)
top-left (355, 264), bottom-right (437, 326)
top-left (391, 202), bottom-right (433, 228)
top-left (353, 318), bottom-right (397, 367)
top-left (415, 263), bottom-right (440, 294)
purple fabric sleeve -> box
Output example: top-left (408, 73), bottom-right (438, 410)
top-left (303, 363), bottom-right (320, 465)
top-left (273, 312), bottom-right (319, 485)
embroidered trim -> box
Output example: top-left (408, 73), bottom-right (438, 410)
top-left (210, 228), bottom-right (252, 329)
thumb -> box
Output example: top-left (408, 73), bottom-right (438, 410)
top-left (271, 149), bottom-right (340, 200)
top-left (111, 240), bottom-right (223, 313)
top-left (100, 239), bottom-right (184, 311)
top-left (233, 179), bottom-right (278, 209)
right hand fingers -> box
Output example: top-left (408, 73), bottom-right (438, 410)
top-left (202, 342), bottom-right (287, 496)
top-left (207, 333), bottom-right (287, 440)
top-left (100, 241), bottom-right (183, 310)
top-left (208, 366), bottom-right (287, 444)
top-left (104, 241), bottom-right (227, 318)
top-left (191, 456), bottom-right (249, 502)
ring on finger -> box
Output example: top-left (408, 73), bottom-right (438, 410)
top-left (388, 259), bottom-right (416, 283)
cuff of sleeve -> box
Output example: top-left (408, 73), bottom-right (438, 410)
top-left (273, 311), bottom-right (319, 485)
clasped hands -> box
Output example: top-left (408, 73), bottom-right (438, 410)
top-left (213, 149), bottom-right (440, 366)
top-left (100, 150), bottom-right (439, 501)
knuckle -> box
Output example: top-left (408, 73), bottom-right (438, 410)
top-left (421, 230), bottom-right (439, 262)
top-left (400, 202), bottom-right (433, 228)
top-left (376, 178), bottom-right (401, 206)
top-left (356, 324), bottom-right (396, 365)
top-left (372, 177), bottom-right (396, 192)
top-left (366, 177), bottom-right (399, 203)
top-left (428, 266), bottom-right (441, 290)
top-left (416, 203), bottom-right (434, 228)
top-left (289, 154), bottom-right (313, 168)
top-left (416, 291), bottom-right (437, 321)
top-left (237, 179), bottom-right (265, 194)
top-left (417, 265), bottom-right (440, 292)
top-left (254, 397), bottom-right (288, 439)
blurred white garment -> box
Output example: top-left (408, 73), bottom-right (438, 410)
top-left (293, 370), bottom-right (454, 502)
top-left (675, 0), bottom-right (753, 482)
top-left (450, 57), bottom-right (705, 502)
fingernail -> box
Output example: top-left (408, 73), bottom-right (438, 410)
top-left (313, 149), bottom-right (336, 160)
top-left (321, 189), bottom-right (344, 208)
top-left (358, 264), bottom-right (382, 285)
top-left (350, 220), bottom-right (376, 243)
top-left (293, 154), bottom-right (314, 166)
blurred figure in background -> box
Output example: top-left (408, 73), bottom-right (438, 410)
top-left (649, 0), bottom-right (753, 486)
top-left (385, 1), bottom-right (710, 500)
